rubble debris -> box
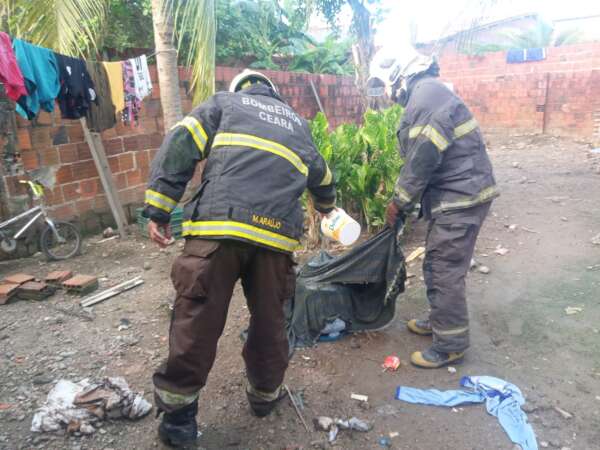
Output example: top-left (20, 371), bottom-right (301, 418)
top-left (448, 366), bottom-right (457, 374)
top-left (478, 265), bottom-right (491, 274)
top-left (31, 377), bottom-right (152, 434)
top-left (45, 271), bottom-right (74, 288)
top-left (17, 281), bottom-right (55, 301)
top-left (379, 436), bottom-right (392, 447)
top-left (80, 277), bottom-right (144, 308)
top-left (351, 393), bottom-right (369, 402)
top-left (63, 275), bottom-right (99, 296)
top-left (2, 273), bottom-right (35, 285)
top-left (102, 227), bottom-right (117, 238)
top-left (96, 235), bottom-right (120, 244)
top-left (382, 355), bottom-right (401, 372)
top-left (564, 306), bottom-right (583, 316)
top-left (313, 416), bottom-right (372, 442)
top-left (554, 406), bottom-right (573, 419)
top-left (0, 283), bottom-right (19, 305)
top-left (494, 246), bottom-right (509, 256)
top-left (405, 247), bottom-right (426, 264)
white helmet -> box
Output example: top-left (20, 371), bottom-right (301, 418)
top-left (229, 69), bottom-right (278, 93)
top-left (366, 44), bottom-right (435, 99)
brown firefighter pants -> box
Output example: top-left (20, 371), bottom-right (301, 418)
top-left (423, 202), bottom-right (491, 354)
top-left (153, 239), bottom-right (295, 413)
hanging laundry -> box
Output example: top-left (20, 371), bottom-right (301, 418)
top-left (103, 61), bottom-right (125, 113)
top-left (85, 61), bottom-right (116, 132)
top-left (55, 53), bottom-right (97, 120)
top-left (0, 32), bottom-right (27, 102)
top-left (12, 39), bottom-right (60, 120)
top-left (122, 60), bottom-right (141, 126)
top-left (129, 55), bottom-right (152, 101)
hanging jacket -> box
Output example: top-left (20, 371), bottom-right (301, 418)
top-left (394, 76), bottom-right (498, 219)
top-left (55, 53), bottom-right (97, 119)
top-left (144, 84), bottom-right (336, 253)
top-left (85, 61), bottom-right (116, 132)
top-left (0, 32), bottom-right (27, 102)
top-left (12, 39), bottom-right (60, 119)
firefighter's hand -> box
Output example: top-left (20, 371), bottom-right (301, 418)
top-left (148, 220), bottom-right (172, 248)
top-left (385, 201), bottom-right (403, 229)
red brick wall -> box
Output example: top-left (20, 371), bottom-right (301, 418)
top-left (439, 42), bottom-right (600, 141)
top-left (1, 66), bottom-right (363, 227)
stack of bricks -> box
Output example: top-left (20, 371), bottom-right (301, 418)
top-left (2, 66), bottom-right (363, 238)
top-left (439, 41), bottom-right (600, 139)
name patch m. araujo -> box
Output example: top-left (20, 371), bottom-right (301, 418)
top-left (252, 214), bottom-right (282, 230)
top-left (241, 96), bottom-right (302, 132)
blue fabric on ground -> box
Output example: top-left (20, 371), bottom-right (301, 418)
top-left (396, 375), bottom-right (538, 450)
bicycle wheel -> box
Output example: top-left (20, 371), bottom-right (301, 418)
top-left (40, 221), bottom-right (82, 260)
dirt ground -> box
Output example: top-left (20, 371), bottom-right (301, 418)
top-left (1, 132), bottom-right (600, 450)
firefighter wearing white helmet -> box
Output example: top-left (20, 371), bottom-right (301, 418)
top-left (368, 45), bottom-right (499, 369)
top-left (143, 69), bottom-right (336, 446)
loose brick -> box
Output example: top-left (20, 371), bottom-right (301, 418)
top-left (0, 283), bottom-right (19, 305)
top-left (63, 275), bottom-right (99, 295)
top-left (17, 281), bottom-right (55, 301)
top-left (3, 273), bottom-right (35, 285)
top-left (45, 270), bottom-right (74, 288)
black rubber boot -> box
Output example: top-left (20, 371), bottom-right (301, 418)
top-left (246, 387), bottom-right (287, 417)
top-left (157, 401), bottom-right (198, 448)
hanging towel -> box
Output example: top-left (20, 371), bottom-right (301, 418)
top-left (122, 60), bottom-right (141, 126)
top-left (12, 39), bottom-right (60, 119)
top-left (0, 32), bottom-right (27, 101)
top-left (396, 376), bottom-right (538, 450)
top-left (55, 53), bottom-right (97, 119)
top-left (103, 61), bottom-right (125, 113)
top-left (85, 61), bottom-right (116, 132)
top-left (507, 48), bottom-right (546, 63)
top-left (129, 55), bottom-right (152, 101)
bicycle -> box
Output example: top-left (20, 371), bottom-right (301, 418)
top-left (0, 180), bottom-right (82, 260)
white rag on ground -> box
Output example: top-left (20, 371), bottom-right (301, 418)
top-left (31, 377), bottom-right (152, 433)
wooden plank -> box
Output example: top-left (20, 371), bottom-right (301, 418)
top-left (80, 118), bottom-right (128, 238)
top-left (309, 79), bottom-right (326, 116)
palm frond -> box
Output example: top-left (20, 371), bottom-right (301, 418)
top-left (164, 0), bottom-right (216, 105)
top-left (8, 0), bottom-right (106, 56)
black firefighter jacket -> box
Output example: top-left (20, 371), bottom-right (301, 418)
top-left (143, 84), bottom-right (336, 254)
top-left (394, 76), bottom-right (499, 219)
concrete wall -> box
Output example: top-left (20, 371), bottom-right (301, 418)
top-left (439, 42), bottom-right (600, 142)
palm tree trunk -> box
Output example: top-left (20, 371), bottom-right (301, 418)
top-left (151, 0), bottom-right (183, 131)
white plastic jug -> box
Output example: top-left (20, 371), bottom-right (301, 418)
top-left (320, 208), bottom-right (361, 246)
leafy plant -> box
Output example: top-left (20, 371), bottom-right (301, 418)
top-left (288, 35), bottom-right (353, 75)
top-left (310, 105), bottom-right (404, 230)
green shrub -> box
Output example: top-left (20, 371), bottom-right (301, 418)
top-left (310, 105), bottom-right (404, 231)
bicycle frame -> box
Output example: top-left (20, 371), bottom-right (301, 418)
top-left (0, 204), bottom-right (63, 242)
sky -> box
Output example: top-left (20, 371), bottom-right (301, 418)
top-left (375, 0), bottom-right (600, 45)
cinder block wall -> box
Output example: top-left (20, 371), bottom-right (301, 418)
top-left (0, 67), bottom-right (364, 235)
top-left (439, 42), bottom-right (600, 141)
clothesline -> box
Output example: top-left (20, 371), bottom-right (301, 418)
top-left (0, 33), bottom-right (153, 132)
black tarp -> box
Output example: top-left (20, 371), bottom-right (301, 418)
top-left (285, 227), bottom-right (406, 349)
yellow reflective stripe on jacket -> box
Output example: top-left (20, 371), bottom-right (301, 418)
top-left (173, 116), bottom-right (208, 156)
top-left (453, 118), bottom-right (478, 139)
top-left (212, 133), bottom-right (308, 177)
top-left (155, 387), bottom-right (199, 408)
top-left (408, 125), bottom-right (450, 152)
top-left (145, 189), bottom-right (177, 213)
top-left (182, 220), bottom-right (300, 252)
top-left (431, 185), bottom-right (499, 215)
top-left (319, 165), bottom-right (333, 186)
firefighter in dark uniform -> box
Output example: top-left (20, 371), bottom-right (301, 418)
top-left (367, 45), bottom-right (499, 369)
top-left (143, 70), bottom-right (336, 447)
